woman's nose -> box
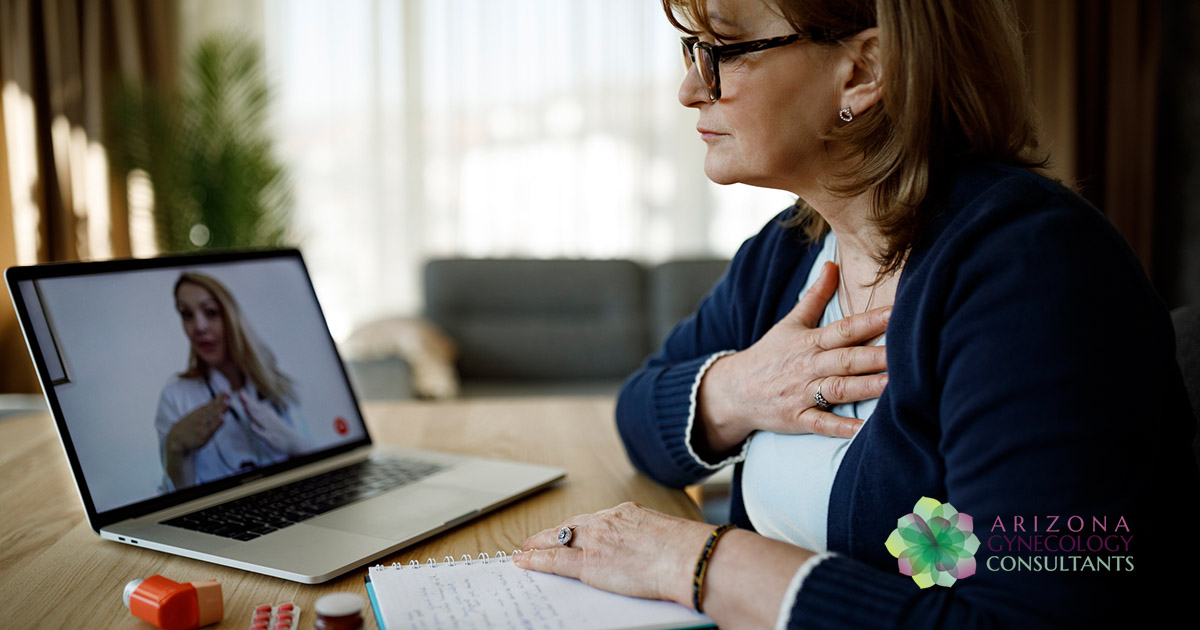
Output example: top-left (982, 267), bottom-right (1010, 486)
top-left (678, 63), bottom-right (709, 108)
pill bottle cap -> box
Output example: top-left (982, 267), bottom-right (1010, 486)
top-left (314, 593), bottom-right (363, 617)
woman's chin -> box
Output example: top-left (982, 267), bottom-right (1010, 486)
top-left (702, 161), bottom-right (743, 186)
top-left (197, 351), bottom-right (225, 368)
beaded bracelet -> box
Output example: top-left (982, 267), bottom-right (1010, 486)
top-left (692, 523), bottom-right (736, 613)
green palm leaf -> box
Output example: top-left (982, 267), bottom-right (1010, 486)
top-left (108, 33), bottom-right (293, 252)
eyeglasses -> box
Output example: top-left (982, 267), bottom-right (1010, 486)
top-left (681, 31), bottom-right (846, 102)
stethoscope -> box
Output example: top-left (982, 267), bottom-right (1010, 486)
top-left (204, 376), bottom-right (271, 473)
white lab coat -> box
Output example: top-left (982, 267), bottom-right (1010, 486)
top-left (155, 370), bottom-right (303, 490)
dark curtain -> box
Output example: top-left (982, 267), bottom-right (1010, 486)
top-left (1016, 0), bottom-right (1168, 292)
top-left (0, 0), bottom-right (178, 392)
top-left (1075, 0), bottom-right (1162, 278)
top-left (1154, 0), bottom-right (1200, 309)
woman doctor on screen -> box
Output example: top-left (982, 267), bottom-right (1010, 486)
top-left (155, 272), bottom-right (308, 490)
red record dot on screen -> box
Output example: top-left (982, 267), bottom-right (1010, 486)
top-left (334, 417), bottom-right (349, 435)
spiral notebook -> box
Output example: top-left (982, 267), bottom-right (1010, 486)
top-left (366, 551), bottom-right (715, 630)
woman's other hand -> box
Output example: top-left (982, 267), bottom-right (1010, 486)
top-left (515, 502), bottom-right (712, 606)
top-left (517, 503), bottom-right (817, 627)
top-left (697, 262), bottom-right (890, 454)
top-left (239, 392), bottom-right (305, 455)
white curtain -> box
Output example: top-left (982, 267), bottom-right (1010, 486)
top-left (248, 0), bottom-right (795, 338)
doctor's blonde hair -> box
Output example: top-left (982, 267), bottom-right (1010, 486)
top-left (174, 272), bottom-right (296, 409)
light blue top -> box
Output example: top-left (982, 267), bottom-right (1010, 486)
top-left (740, 232), bottom-right (885, 552)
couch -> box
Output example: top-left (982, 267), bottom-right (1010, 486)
top-left (342, 258), bottom-right (729, 399)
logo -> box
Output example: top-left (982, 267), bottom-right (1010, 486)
top-left (984, 514), bottom-right (1133, 573)
top-left (334, 417), bottom-right (349, 435)
top-left (885, 497), bottom-right (979, 588)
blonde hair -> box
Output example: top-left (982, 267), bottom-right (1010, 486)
top-left (664, 0), bottom-right (1047, 276)
top-left (174, 272), bottom-right (295, 408)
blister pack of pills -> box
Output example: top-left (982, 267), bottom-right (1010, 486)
top-left (248, 602), bottom-right (301, 630)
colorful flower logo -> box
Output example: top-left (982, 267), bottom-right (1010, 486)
top-left (885, 497), bottom-right (979, 588)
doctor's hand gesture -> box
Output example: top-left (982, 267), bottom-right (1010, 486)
top-left (166, 392), bottom-right (229, 455)
top-left (164, 393), bottom-right (229, 488)
top-left (239, 391), bottom-right (306, 455)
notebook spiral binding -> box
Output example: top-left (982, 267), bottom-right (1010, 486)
top-left (384, 550), bottom-right (525, 569)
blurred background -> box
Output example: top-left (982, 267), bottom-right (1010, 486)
top-left (1, 0), bottom-right (1197, 400)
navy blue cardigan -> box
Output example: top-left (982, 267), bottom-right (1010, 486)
top-left (616, 161), bottom-right (1199, 627)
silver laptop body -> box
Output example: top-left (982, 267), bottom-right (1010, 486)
top-left (6, 249), bottom-right (563, 583)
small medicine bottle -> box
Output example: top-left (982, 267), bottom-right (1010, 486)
top-left (122, 575), bottom-right (223, 630)
top-left (313, 593), bottom-right (364, 630)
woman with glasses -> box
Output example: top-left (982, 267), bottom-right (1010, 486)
top-left (515, 0), bottom-right (1196, 627)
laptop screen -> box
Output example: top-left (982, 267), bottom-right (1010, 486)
top-left (7, 251), bottom-right (369, 517)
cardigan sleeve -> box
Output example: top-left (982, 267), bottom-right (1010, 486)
top-left (782, 176), bottom-right (1197, 627)
top-left (616, 208), bottom-right (807, 489)
top-left (615, 262), bottom-right (746, 488)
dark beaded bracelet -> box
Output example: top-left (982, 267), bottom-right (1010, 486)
top-left (692, 523), bottom-right (736, 613)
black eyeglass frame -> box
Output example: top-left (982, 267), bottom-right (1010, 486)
top-left (681, 30), bottom-right (851, 101)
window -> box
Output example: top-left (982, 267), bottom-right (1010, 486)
top-left (238, 0), bottom-right (794, 337)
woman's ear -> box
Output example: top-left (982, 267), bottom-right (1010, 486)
top-left (838, 27), bottom-right (882, 117)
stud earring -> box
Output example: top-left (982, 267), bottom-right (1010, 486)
top-left (838, 107), bottom-right (854, 122)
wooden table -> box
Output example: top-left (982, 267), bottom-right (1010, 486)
top-left (0, 397), bottom-right (701, 629)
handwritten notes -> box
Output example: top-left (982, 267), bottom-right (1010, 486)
top-left (368, 558), bottom-right (712, 630)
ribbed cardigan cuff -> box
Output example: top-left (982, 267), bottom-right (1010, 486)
top-left (651, 350), bottom-right (746, 477)
top-left (788, 554), bottom-right (917, 629)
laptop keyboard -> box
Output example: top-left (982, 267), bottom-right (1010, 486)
top-left (163, 457), bottom-right (447, 541)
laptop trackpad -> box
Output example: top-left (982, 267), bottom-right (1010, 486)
top-left (308, 484), bottom-right (498, 541)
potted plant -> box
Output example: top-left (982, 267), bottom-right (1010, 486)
top-left (109, 34), bottom-right (292, 252)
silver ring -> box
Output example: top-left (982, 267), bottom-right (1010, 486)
top-left (557, 525), bottom-right (576, 547)
top-left (813, 387), bottom-right (832, 410)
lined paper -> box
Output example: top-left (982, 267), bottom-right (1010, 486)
top-left (369, 559), bottom-right (713, 630)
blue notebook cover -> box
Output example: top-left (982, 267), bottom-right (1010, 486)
top-left (364, 574), bottom-right (387, 630)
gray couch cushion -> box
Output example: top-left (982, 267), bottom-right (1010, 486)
top-left (1174, 306), bottom-right (1200, 414)
top-left (425, 259), bottom-right (647, 380)
top-left (1171, 306), bottom-right (1200, 468)
top-left (648, 259), bottom-right (729, 348)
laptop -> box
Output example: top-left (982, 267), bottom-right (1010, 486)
top-left (5, 249), bottom-right (564, 583)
